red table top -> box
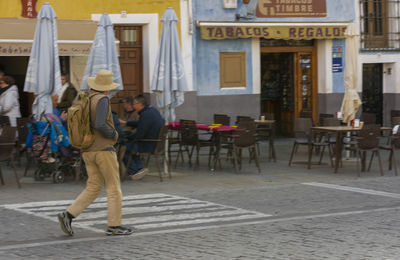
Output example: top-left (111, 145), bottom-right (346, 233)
top-left (168, 122), bottom-right (237, 132)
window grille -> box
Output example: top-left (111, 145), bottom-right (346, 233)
top-left (360, 0), bottom-right (400, 51)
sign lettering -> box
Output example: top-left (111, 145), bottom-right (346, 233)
top-left (0, 43), bottom-right (92, 56)
top-left (256, 0), bottom-right (326, 17)
top-left (200, 25), bottom-right (347, 40)
top-left (21, 0), bottom-right (38, 18)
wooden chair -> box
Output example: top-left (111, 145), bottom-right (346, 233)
top-left (372, 126), bottom-right (400, 176)
top-left (289, 118), bottom-right (332, 167)
top-left (391, 116), bottom-right (400, 127)
top-left (221, 120), bottom-right (260, 173)
top-left (175, 120), bottom-right (214, 168)
top-left (0, 115), bottom-right (10, 126)
top-left (360, 112), bottom-right (376, 125)
top-left (318, 113), bottom-right (334, 125)
top-left (0, 126), bottom-right (21, 188)
top-left (319, 117), bottom-right (341, 157)
top-left (348, 124), bottom-right (384, 176)
top-left (256, 120), bottom-right (276, 162)
top-left (300, 110), bottom-right (312, 119)
top-left (168, 128), bottom-right (182, 167)
top-left (128, 125), bottom-right (171, 182)
top-left (16, 117), bottom-right (31, 165)
top-left (214, 114), bottom-right (230, 126)
top-left (391, 110), bottom-right (400, 119)
top-left (235, 116), bottom-right (253, 125)
top-left (261, 113), bottom-right (274, 120)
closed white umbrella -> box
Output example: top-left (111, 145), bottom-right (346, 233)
top-left (81, 13), bottom-right (123, 97)
top-left (24, 2), bottom-right (61, 120)
top-left (150, 7), bottom-right (188, 175)
top-left (151, 7), bottom-right (188, 122)
top-left (340, 23), bottom-right (362, 123)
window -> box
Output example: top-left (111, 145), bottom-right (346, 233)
top-left (360, 0), bottom-right (400, 50)
top-left (219, 52), bottom-right (246, 88)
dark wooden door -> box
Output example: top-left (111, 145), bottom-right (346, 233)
top-left (362, 63), bottom-right (383, 124)
top-left (112, 25), bottom-right (143, 115)
top-left (261, 52), bottom-right (295, 136)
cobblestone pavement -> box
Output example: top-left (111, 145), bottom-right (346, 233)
top-left (1, 139), bottom-right (400, 259)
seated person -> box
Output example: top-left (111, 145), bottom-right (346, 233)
top-left (56, 74), bottom-right (77, 111)
top-left (52, 95), bottom-right (68, 129)
top-left (120, 95), bottom-right (164, 180)
top-left (119, 96), bottom-right (139, 135)
top-left (112, 110), bottom-right (125, 145)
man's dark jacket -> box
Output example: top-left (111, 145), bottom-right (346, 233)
top-left (127, 106), bottom-right (164, 153)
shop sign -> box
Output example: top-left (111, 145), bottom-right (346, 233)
top-left (256, 0), bottom-right (327, 17)
top-left (21, 0), bottom-right (38, 18)
top-left (332, 46), bottom-right (343, 73)
top-left (200, 25), bottom-right (347, 40)
top-left (0, 43), bottom-right (92, 56)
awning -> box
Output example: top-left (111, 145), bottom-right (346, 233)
top-left (197, 21), bottom-right (349, 40)
top-left (0, 18), bottom-right (112, 56)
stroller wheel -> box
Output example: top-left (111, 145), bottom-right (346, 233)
top-left (53, 170), bottom-right (65, 184)
top-left (34, 169), bottom-right (45, 181)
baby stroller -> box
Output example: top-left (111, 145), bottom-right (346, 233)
top-left (26, 113), bottom-right (83, 183)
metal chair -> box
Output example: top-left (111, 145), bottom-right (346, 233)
top-left (0, 126), bottom-right (21, 188)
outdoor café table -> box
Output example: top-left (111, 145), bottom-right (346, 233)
top-left (254, 119), bottom-right (276, 161)
top-left (168, 122), bottom-right (237, 170)
top-left (309, 126), bottom-right (392, 173)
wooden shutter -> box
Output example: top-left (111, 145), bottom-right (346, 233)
top-left (219, 52), bottom-right (246, 88)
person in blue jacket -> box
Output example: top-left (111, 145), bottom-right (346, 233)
top-left (120, 95), bottom-right (164, 180)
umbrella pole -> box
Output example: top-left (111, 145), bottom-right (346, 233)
top-left (164, 120), bottom-right (169, 176)
top-left (344, 121), bottom-right (351, 160)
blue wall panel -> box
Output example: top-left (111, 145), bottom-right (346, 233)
top-left (193, 0), bottom-right (356, 96)
top-left (332, 39), bottom-right (346, 93)
top-left (195, 34), bottom-right (253, 96)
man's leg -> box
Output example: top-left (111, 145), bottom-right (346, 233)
top-left (95, 151), bottom-right (122, 226)
top-left (96, 151), bottom-right (133, 235)
top-left (67, 152), bottom-right (104, 217)
top-left (58, 151), bottom-right (104, 236)
top-left (126, 143), bottom-right (144, 175)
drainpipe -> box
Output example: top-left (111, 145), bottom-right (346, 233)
top-left (184, 0), bottom-right (193, 34)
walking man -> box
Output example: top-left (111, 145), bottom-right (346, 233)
top-left (57, 70), bottom-right (133, 236)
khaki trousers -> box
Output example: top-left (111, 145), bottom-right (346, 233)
top-left (68, 151), bottom-right (122, 227)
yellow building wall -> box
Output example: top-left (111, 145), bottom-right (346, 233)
top-left (0, 0), bottom-right (181, 37)
top-left (0, 0), bottom-right (180, 19)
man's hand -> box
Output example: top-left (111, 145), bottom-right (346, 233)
top-left (51, 95), bottom-right (59, 108)
top-left (60, 111), bottom-right (68, 122)
top-left (119, 119), bottom-right (127, 126)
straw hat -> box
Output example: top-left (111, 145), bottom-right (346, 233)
top-left (87, 70), bottom-right (120, 91)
